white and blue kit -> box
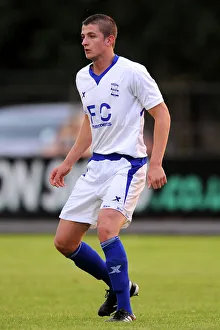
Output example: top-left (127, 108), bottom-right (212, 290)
top-left (60, 55), bottom-right (164, 227)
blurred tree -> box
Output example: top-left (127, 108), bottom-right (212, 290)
top-left (0, 0), bottom-right (220, 80)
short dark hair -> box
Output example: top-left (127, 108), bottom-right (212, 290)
top-left (82, 14), bottom-right (118, 41)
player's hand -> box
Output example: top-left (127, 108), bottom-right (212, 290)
top-left (147, 164), bottom-right (167, 189)
top-left (49, 162), bottom-right (72, 188)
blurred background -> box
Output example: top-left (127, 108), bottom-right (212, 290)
top-left (0, 0), bottom-right (220, 232)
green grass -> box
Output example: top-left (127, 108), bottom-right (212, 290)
top-left (0, 234), bottom-right (220, 329)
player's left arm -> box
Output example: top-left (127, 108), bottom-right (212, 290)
top-left (147, 102), bottom-right (171, 189)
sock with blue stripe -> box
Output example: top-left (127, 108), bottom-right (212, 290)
top-left (67, 242), bottom-right (112, 288)
top-left (101, 236), bottom-right (132, 314)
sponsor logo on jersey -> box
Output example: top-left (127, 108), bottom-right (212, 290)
top-left (92, 122), bottom-right (112, 129)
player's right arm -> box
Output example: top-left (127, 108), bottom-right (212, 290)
top-left (50, 114), bottom-right (92, 187)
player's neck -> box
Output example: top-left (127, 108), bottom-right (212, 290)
top-left (92, 52), bottom-right (115, 75)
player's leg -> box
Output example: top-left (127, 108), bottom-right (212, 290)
top-left (96, 156), bottom-right (147, 321)
top-left (97, 208), bottom-right (136, 321)
top-left (54, 219), bottom-right (89, 255)
top-left (54, 164), bottom-right (114, 287)
top-left (54, 219), bottom-right (112, 287)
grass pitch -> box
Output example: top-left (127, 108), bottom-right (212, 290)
top-left (0, 234), bottom-right (220, 329)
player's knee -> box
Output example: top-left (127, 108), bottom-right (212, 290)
top-left (54, 236), bottom-right (78, 256)
top-left (54, 236), bottom-right (66, 254)
top-left (97, 209), bottom-right (124, 242)
top-left (97, 222), bottom-right (119, 242)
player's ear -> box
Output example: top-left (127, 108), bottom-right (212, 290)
top-left (105, 38), bottom-right (110, 46)
top-left (105, 35), bottom-right (115, 47)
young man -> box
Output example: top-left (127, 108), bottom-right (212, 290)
top-left (50, 14), bottom-right (171, 322)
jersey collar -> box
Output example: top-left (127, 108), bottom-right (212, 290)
top-left (89, 54), bottom-right (119, 85)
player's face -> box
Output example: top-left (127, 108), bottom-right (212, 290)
top-left (81, 24), bottom-right (108, 61)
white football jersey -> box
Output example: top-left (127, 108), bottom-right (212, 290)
top-left (76, 55), bottom-right (163, 158)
